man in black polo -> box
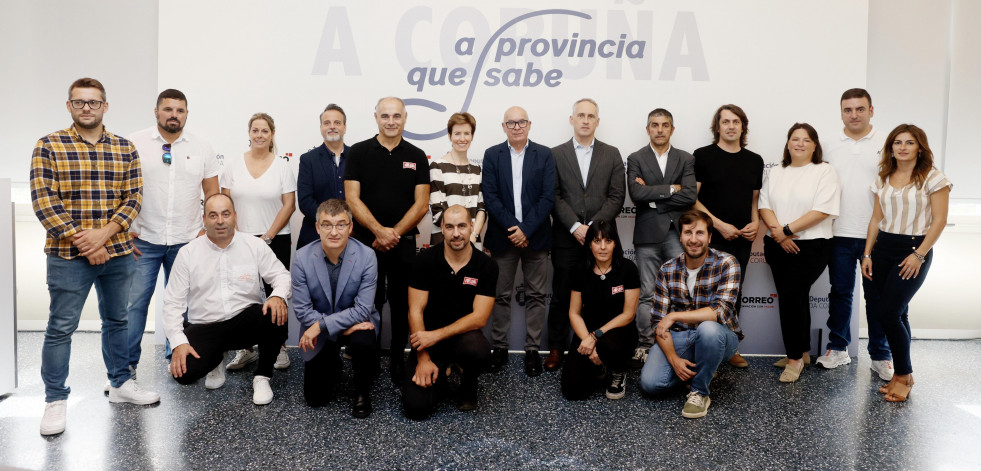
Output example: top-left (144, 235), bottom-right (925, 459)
top-left (345, 97), bottom-right (430, 384)
top-left (403, 205), bottom-right (497, 420)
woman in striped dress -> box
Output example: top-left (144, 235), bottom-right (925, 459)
top-left (429, 112), bottom-right (486, 249)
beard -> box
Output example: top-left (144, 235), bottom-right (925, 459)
top-left (685, 244), bottom-right (707, 259)
top-left (324, 132), bottom-right (343, 143)
top-left (73, 115), bottom-right (101, 130)
top-left (159, 118), bottom-right (183, 133)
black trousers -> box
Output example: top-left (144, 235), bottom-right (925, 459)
top-left (547, 245), bottom-right (585, 351)
top-left (374, 236), bottom-right (415, 362)
top-left (709, 236), bottom-right (751, 318)
top-left (402, 330), bottom-right (489, 420)
top-left (561, 325), bottom-right (638, 400)
top-left (175, 304), bottom-right (287, 384)
top-left (303, 329), bottom-right (379, 406)
top-left (764, 237), bottom-right (831, 360)
top-left (258, 233), bottom-right (292, 298)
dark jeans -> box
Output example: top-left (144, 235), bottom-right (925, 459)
top-left (374, 236), bottom-right (415, 361)
top-left (174, 304), bottom-right (288, 384)
top-left (402, 330), bottom-right (489, 420)
top-left (547, 245), bottom-right (586, 351)
top-left (561, 325), bottom-right (637, 400)
top-left (709, 236), bottom-right (751, 319)
top-left (303, 330), bottom-right (379, 406)
top-left (764, 237), bottom-right (831, 360)
top-left (827, 236), bottom-right (891, 359)
top-left (871, 232), bottom-right (932, 376)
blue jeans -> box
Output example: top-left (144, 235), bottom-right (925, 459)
top-left (634, 232), bottom-right (683, 348)
top-left (827, 236), bottom-right (891, 360)
top-left (127, 238), bottom-right (185, 366)
top-left (42, 254), bottom-right (135, 402)
top-left (871, 232), bottom-right (931, 376)
top-left (639, 322), bottom-right (739, 397)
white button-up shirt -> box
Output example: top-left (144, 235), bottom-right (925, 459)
top-left (163, 231), bottom-right (291, 348)
top-left (128, 127), bottom-right (220, 245)
top-left (648, 144), bottom-right (672, 209)
top-left (508, 141), bottom-right (527, 222)
top-left (570, 138), bottom-right (595, 233)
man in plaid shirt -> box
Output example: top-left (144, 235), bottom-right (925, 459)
top-left (638, 209), bottom-right (742, 419)
top-left (32, 78), bottom-right (160, 436)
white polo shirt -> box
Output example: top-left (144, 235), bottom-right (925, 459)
top-left (824, 126), bottom-right (882, 238)
top-left (129, 126), bottom-right (220, 245)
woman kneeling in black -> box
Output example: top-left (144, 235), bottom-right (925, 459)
top-left (561, 220), bottom-right (640, 400)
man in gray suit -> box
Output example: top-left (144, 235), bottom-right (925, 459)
top-left (544, 98), bottom-right (626, 371)
top-left (626, 108), bottom-right (697, 368)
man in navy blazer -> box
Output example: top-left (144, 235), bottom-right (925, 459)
top-left (626, 108), bottom-right (697, 367)
top-left (481, 106), bottom-right (556, 377)
top-left (296, 104), bottom-right (350, 249)
top-left (292, 199), bottom-right (380, 418)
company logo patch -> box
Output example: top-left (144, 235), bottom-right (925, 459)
top-left (611, 285), bottom-right (624, 294)
top-left (463, 277), bottom-right (478, 286)
top-left (403, 162), bottom-right (417, 170)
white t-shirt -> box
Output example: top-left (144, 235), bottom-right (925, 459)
top-left (824, 127), bottom-right (882, 238)
top-left (220, 153), bottom-right (297, 235)
top-left (128, 127), bottom-right (220, 245)
top-left (759, 162), bottom-right (840, 240)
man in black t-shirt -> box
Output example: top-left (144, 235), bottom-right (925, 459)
top-left (691, 104), bottom-right (763, 368)
top-left (403, 206), bottom-right (498, 420)
top-left (344, 97), bottom-right (431, 384)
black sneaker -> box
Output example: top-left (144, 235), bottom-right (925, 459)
top-left (488, 348), bottom-right (509, 374)
top-left (606, 370), bottom-right (626, 400)
top-left (524, 350), bottom-right (543, 377)
top-left (629, 347), bottom-right (648, 370)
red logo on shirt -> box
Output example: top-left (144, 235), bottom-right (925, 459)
top-left (612, 285), bottom-right (624, 294)
top-left (403, 162), bottom-right (417, 170)
top-left (463, 277), bottom-right (478, 286)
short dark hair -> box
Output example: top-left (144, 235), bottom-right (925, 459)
top-left (679, 209), bottom-right (714, 234)
top-left (781, 123), bottom-right (823, 167)
top-left (840, 88), bottom-right (872, 106)
top-left (447, 112), bottom-right (476, 135)
top-left (320, 104), bottom-right (346, 124)
top-left (710, 104), bottom-right (749, 148)
top-left (204, 193), bottom-right (235, 211)
top-left (156, 89), bottom-right (187, 107)
top-left (647, 108), bottom-right (673, 127)
top-left (583, 220), bottom-right (625, 271)
top-left (317, 198), bottom-right (352, 222)
top-left (68, 77), bottom-right (106, 101)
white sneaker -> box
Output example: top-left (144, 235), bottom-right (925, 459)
top-left (109, 379), bottom-right (160, 405)
top-left (253, 375), bottom-right (273, 405)
top-left (226, 349), bottom-right (258, 370)
top-left (815, 349), bottom-right (851, 369)
top-left (105, 367), bottom-right (136, 393)
top-left (274, 346), bottom-right (291, 370)
top-left (871, 360), bottom-right (895, 381)
top-left (205, 362), bottom-right (226, 390)
top-left (40, 400), bottom-right (67, 436)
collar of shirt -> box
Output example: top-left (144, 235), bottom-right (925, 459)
top-left (324, 251), bottom-right (345, 267)
top-left (370, 134), bottom-right (403, 152)
top-left (203, 231), bottom-right (240, 252)
top-left (507, 140), bottom-right (529, 158)
top-left (839, 125), bottom-right (877, 143)
top-left (649, 144), bottom-right (672, 159)
top-left (573, 139), bottom-right (594, 152)
top-left (151, 126), bottom-right (190, 145)
top-left (69, 124), bottom-right (110, 145)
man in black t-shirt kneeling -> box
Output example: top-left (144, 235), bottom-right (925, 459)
top-left (403, 205), bottom-right (498, 420)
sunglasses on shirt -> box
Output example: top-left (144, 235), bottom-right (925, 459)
top-left (162, 143), bottom-right (172, 165)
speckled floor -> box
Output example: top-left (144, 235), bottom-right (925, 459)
top-left (1, 333), bottom-right (980, 471)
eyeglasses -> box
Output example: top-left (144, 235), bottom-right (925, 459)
top-left (162, 143), bottom-right (172, 165)
top-left (504, 119), bottom-right (530, 129)
top-left (69, 100), bottom-right (105, 110)
top-left (318, 222), bottom-right (350, 232)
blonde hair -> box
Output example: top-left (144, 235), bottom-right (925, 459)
top-left (248, 112), bottom-right (277, 154)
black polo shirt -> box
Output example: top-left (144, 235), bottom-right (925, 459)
top-left (344, 134), bottom-right (430, 244)
top-left (409, 243), bottom-right (499, 331)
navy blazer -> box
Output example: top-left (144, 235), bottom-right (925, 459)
top-left (290, 236), bottom-right (379, 361)
top-left (296, 143), bottom-right (349, 249)
top-left (481, 140), bottom-right (556, 252)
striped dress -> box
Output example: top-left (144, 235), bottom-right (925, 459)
top-left (429, 155), bottom-right (484, 236)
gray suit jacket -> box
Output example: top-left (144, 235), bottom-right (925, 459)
top-left (551, 138), bottom-right (626, 249)
top-left (626, 145), bottom-right (697, 244)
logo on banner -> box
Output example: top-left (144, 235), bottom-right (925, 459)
top-left (403, 162), bottom-right (417, 170)
top-left (618, 205), bottom-right (637, 219)
top-left (809, 295), bottom-right (829, 310)
top-left (463, 277), bottom-right (478, 286)
top-left (612, 285), bottom-right (624, 294)
top-left (623, 248), bottom-right (636, 261)
top-left (742, 293), bottom-right (777, 309)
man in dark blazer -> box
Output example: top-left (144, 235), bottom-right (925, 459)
top-left (296, 104), bottom-right (350, 249)
top-left (482, 106), bottom-right (556, 377)
top-left (292, 199), bottom-right (380, 418)
top-left (545, 98), bottom-right (626, 371)
top-left (626, 108), bottom-right (697, 368)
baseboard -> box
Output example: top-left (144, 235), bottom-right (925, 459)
top-left (859, 328), bottom-right (981, 340)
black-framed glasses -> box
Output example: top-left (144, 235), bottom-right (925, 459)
top-left (318, 222), bottom-right (350, 232)
top-left (504, 119), bottom-right (530, 129)
top-left (69, 100), bottom-right (105, 110)
top-left (162, 143), bottom-right (172, 165)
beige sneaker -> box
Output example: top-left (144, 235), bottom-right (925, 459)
top-left (778, 362), bottom-right (804, 383)
top-left (773, 353), bottom-right (811, 368)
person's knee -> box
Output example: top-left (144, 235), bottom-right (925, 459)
top-left (639, 361), bottom-right (674, 396)
top-left (695, 322), bottom-right (727, 343)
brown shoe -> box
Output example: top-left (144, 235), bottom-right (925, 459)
top-left (544, 349), bottom-right (563, 371)
top-left (728, 352), bottom-right (749, 368)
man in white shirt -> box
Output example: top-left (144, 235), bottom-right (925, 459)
top-left (817, 88), bottom-right (893, 380)
top-left (126, 89), bottom-right (220, 371)
top-left (165, 194), bottom-right (291, 405)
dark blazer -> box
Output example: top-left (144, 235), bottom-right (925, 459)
top-left (291, 237), bottom-right (379, 361)
top-left (296, 143), bottom-right (350, 249)
top-left (551, 138), bottom-right (626, 249)
top-left (626, 145), bottom-right (697, 245)
top-left (481, 140), bottom-right (556, 252)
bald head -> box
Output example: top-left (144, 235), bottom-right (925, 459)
top-left (441, 204), bottom-right (473, 252)
top-left (502, 106), bottom-right (531, 149)
top-left (374, 96), bottom-right (406, 140)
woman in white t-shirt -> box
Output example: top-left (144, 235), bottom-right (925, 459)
top-left (759, 123), bottom-right (840, 383)
top-left (860, 124), bottom-right (951, 403)
top-left (221, 112), bottom-right (296, 371)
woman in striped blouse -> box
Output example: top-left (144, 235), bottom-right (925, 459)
top-left (861, 124), bottom-right (951, 402)
top-left (429, 112), bottom-right (486, 248)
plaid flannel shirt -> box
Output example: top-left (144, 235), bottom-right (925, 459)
top-left (651, 248), bottom-right (743, 339)
top-left (30, 125), bottom-right (142, 259)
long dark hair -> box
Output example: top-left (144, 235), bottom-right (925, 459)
top-left (583, 220), bottom-right (625, 271)
top-left (879, 124), bottom-right (934, 189)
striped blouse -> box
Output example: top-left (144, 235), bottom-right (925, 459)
top-left (429, 155), bottom-right (484, 232)
top-left (871, 167), bottom-right (952, 236)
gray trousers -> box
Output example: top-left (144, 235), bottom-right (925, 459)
top-left (490, 246), bottom-right (549, 351)
top-left (634, 230), bottom-right (683, 349)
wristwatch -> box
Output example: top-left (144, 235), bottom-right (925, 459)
top-left (262, 235), bottom-right (272, 245)
top-left (783, 224), bottom-right (794, 236)
top-left (593, 328), bottom-right (605, 339)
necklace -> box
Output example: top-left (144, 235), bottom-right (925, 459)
top-left (596, 265), bottom-right (612, 280)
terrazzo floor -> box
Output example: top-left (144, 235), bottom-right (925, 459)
top-left (1, 332), bottom-right (980, 470)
